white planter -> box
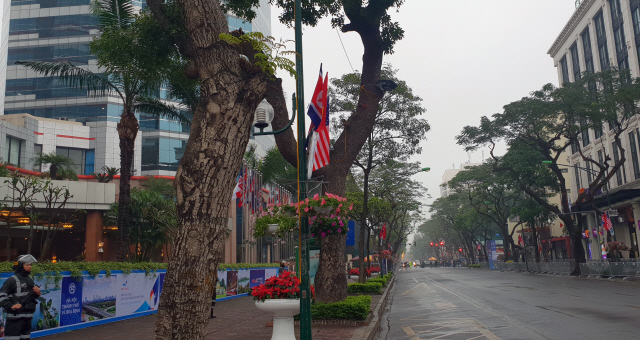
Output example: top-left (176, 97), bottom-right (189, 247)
top-left (255, 299), bottom-right (300, 340)
top-left (267, 224), bottom-right (280, 235)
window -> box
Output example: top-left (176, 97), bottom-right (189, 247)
top-left (630, 131), bottom-right (640, 179)
top-left (631, 0), bottom-right (640, 69)
top-left (598, 150), bottom-right (608, 191)
top-left (582, 28), bottom-right (595, 74)
top-left (612, 141), bottom-right (626, 185)
top-left (610, 0), bottom-right (630, 70)
top-left (561, 168), bottom-right (569, 173)
top-left (560, 56), bottom-right (570, 84)
top-left (580, 119), bottom-right (590, 146)
top-left (571, 140), bottom-right (580, 155)
top-left (571, 43), bottom-right (581, 80)
top-left (586, 161), bottom-right (593, 184)
top-left (56, 147), bottom-right (93, 175)
top-left (5, 137), bottom-right (22, 167)
top-left (595, 126), bottom-right (603, 139)
top-left (574, 163), bottom-right (582, 190)
top-left (33, 144), bottom-right (42, 172)
top-left (595, 11), bottom-right (610, 70)
top-left (142, 138), bottom-right (188, 171)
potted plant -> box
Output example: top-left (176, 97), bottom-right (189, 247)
top-left (252, 271), bottom-right (313, 340)
top-left (254, 203), bottom-right (299, 237)
top-left (298, 193), bottom-right (354, 240)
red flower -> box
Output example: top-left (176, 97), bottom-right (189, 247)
top-left (252, 271), bottom-right (307, 302)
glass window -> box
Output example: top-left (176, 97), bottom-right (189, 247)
top-left (33, 144), bottom-right (42, 172)
top-left (9, 15), bottom-right (99, 39)
top-left (5, 136), bottom-right (22, 167)
top-left (581, 28), bottom-right (595, 74)
top-left (595, 11), bottom-right (610, 70)
top-left (574, 163), bottom-right (582, 190)
top-left (560, 56), bottom-right (570, 84)
top-left (633, 6), bottom-right (640, 36)
top-left (571, 43), bottom-right (581, 80)
top-left (580, 119), bottom-right (590, 146)
top-left (85, 150), bottom-right (95, 175)
top-left (56, 147), bottom-right (85, 175)
top-left (586, 161), bottom-right (593, 184)
top-left (612, 141), bottom-right (625, 185)
top-left (630, 131), bottom-right (640, 179)
top-left (598, 150), bottom-right (607, 191)
top-left (142, 137), bottom-right (188, 171)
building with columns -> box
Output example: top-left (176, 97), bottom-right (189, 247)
top-left (549, 0), bottom-right (640, 259)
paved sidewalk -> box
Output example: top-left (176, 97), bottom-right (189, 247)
top-left (44, 295), bottom-right (367, 340)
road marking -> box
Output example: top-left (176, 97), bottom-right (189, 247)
top-left (422, 277), bottom-right (553, 340)
top-left (402, 283), bottom-right (434, 295)
top-left (413, 276), bottom-right (419, 283)
top-left (402, 318), bottom-right (501, 340)
top-left (435, 302), bottom-right (456, 309)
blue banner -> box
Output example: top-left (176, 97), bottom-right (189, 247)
top-left (60, 277), bottom-right (83, 326)
top-left (346, 221), bottom-right (355, 246)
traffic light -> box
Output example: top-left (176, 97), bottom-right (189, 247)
top-left (440, 241), bottom-right (444, 246)
top-left (430, 242), bottom-right (434, 247)
top-left (458, 248), bottom-right (462, 252)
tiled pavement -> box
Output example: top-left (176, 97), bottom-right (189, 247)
top-left (43, 294), bottom-right (372, 340)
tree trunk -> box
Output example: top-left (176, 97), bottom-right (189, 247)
top-left (39, 233), bottom-right (54, 262)
top-left (116, 110), bottom-right (139, 262)
top-left (358, 170), bottom-right (370, 283)
top-left (5, 232), bottom-right (11, 262)
top-left (315, 234), bottom-right (348, 303)
top-left (50, 164), bottom-right (58, 179)
top-left (27, 223), bottom-right (34, 254)
top-left (151, 0), bottom-right (268, 336)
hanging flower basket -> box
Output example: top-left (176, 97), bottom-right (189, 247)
top-left (254, 203), bottom-right (299, 238)
top-left (267, 224), bottom-right (280, 235)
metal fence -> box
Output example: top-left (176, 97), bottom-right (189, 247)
top-left (489, 260), bottom-right (640, 278)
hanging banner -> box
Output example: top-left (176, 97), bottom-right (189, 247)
top-left (250, 269), bottom-right (265, 288)
top-left (216, 270), bottom-right (227, 299)
top-left (226, 271), bottom-right (238, 296)
top-left (60, 276), bottom-right (83, 327)
top-left (237, 269), bottom-right (251, 295)
top-left (81, 274), bottom-right (118, 323)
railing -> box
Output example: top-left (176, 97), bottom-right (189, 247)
top-left (490, 259), bottom-right (640, 278)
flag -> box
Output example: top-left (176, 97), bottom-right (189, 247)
top-left (602, 213), bottom-right (613, 232)
top-left (232, 170), bottom-right (243, 203)
top-left (518, 235), bottom-right (524, 246)
top-left (307, 72), bottom-right (330, 178)
top-left (307, 65), bottom-right (326, 131)
top-left (381, 223), bottom-right (387, 240)
top-left (560, 223), bottom-right (563, 229)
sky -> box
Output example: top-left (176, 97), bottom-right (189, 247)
top-left (270, 0), bottom-right (577, 217)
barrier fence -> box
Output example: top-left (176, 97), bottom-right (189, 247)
top-left (488, 259), bottom-right (640, 278)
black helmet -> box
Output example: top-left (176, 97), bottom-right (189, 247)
top-left (13, 254), bottom-right (37, 272)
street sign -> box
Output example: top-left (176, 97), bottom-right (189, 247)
top-left (607, 209), bottom-right (619, 217)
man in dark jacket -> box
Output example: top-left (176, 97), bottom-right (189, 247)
top-left (0, 254), bottom-right (41, 340)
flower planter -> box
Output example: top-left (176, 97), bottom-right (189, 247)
top-left (315, 205), bottom-right (334, 214)
top-left (255, 299), bottom-right (300, 340)
top-left (267, 224), bottom-right (280, 235)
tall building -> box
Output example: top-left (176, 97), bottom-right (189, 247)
top-left (1, 0), bottom-right (11, 116)
top-left (3, 0), bottom-right (273, 175)
top-left (548, 0), bottom-right (640, 259)
top-left (439, 162), bottom-right (481, 198)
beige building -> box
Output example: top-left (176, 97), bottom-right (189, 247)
top-left (549, 0), bottom-right (640, 259)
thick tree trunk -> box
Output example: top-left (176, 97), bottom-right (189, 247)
top-left (116, 110), bottom-right (138, 262)
top-left (151, 0), bottom-right (268, 337)
top-left (315, 234), bottom-right (348, 303)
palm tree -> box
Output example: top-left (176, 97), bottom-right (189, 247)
top-left (32, 153), bottom-right (74, 179)
top-left (16, 0), bottom-right (188, 261)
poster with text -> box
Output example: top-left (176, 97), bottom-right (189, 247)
top-left (216, 270), bottom-right (227, 299)
top-left (309, 250), bottom-right (320, 285)
top-left (31, 275), bottom-right (62, 332)
top-left (116, 273), bottom-right (163, 316)
top-left (250, 269), bottom-right (265, 288)
top-left (237, 270), bottom-right (250, 294)
top-left (265, 268), bottom-right (278, 281)
top-left (81, 274), bottom-right (118, 323)
top-left (226, 271), bottom-right (238, 296)
top-left (0, 276), bottom-right (9, 337)
top-left (59, 277), bottom-right (83, 327)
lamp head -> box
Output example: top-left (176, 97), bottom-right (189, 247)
top-left (376, 79), bottom-right (398, 92)
top-left (253, 99), bottom-right (275, 129)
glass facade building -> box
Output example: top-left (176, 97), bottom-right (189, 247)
top-left (3, 0), bottom-right (272, 175)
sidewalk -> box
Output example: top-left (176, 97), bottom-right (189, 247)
top-left (43, 295), bottom-right (371, 340)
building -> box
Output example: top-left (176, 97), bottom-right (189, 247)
top-left (439, 162), bottom-right (482, 197)
top-left (0, 0), bottom-right (10, 116)
top-left (3, 0), bottom-right (274, 176)
top-left (549, 0), bottom-right (640, 259)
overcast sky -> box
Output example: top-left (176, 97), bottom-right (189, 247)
top-left (271, 0), bottom-right (577, 216)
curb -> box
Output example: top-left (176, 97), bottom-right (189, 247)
top-left (350, 274), bottom-right (395, 340)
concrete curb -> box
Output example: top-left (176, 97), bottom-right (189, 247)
top-left (350, 274), bottom-right (395, 340)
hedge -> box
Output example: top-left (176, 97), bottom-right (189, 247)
top-left (467, 264), bottom-right (481, 268)
top-left (0, 261), bottom-right (279, 280)
top-left (310, 295), bottom-right (372, 320)
top-left (367, 277), bottom-right (387, 287)
top-left (347, 282), bottom-right (382, 294)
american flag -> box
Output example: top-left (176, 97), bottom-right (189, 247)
top-left (232, 167), bottom-right (243, 205)
top-left (602, 212), bottom-right (613, 231)
top-left (307, 66), bottom-right (330, 178)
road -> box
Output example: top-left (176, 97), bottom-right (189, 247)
top-left (377, 266), bottom-right (640, 340)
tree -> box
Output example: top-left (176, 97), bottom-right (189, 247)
top-left (36, 182), bottom-right (74, 261)
top-left (331, 64), bottom-right (429, 283)
top-left (259, 147), bottom-right (299, 194)
top-left (457, 69), bottom-right (640, 274)
top-left (32, 153), bottom-right (74, 180)
top-left (17, 3), bottom-right (184, 261)
top-left (141, 0), bottom-right (296, 336)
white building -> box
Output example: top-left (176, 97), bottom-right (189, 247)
top-left (439, 162), bottom-right (482, 198)
top-left (549, 0), bottom-right (640, 259)
top-left (0, 0), bottom-right (10, 116)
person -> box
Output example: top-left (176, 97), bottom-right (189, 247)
top-left (0, 254), bottom-right (41, 340)
top-left (211, 278), bottom-right (218, 319)
top-left (278, 261), bottom-right (287, 275)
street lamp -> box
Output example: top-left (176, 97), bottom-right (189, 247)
top-left (252, 0), bottom-right (312, 337)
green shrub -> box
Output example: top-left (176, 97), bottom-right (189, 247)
top-left (367, 277), bottom-right (387, 286)
top-left (310, 295), bottom-right (372, 320)
top-left (467, 264), bottom-right (481, 268)
top-left (348, 282), bottom-right (382, 294)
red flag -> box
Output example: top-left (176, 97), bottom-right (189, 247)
top-left (307, 70), bottom-right (330, 177)
top-left (560, 223), bottom-right (563, 229)
top-left (381, 223), bottom-right (387, 240)
top-left (518, 235), bottom-right (524, 246)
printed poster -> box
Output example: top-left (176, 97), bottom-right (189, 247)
top-left (31, 276), bottom-right (62, 331)
top-left (250, 269), bottom-right (265, 288)
top-left (265, 268), bottom-right (278, 281)
top-left (116, 273), bottom-right (163, 316)
top-left (81, 274), bottom-right (118, 323)
top-left (216, 270), bottom-right (227, 299)
top-left (226, 271), bottom-right (238, 296)
top-left (237, 270), bottom-right (250, 295)
top-left (59, 277), bottom-right (83, 327)
top-left (309, 250), bottom-right (320, 285)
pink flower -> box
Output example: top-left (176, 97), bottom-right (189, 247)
top-left (304, 207), bottom-right (309, 212)
top-left (338, 203), bottom-right (342, 208)
top-left (321, 232), bottom-right (326, 237)
top-left (349, 203), bottom-right (353, 211)
top-left (305, 198), bottom-right (309, 204)
top-left (314, 193), bottom-right (320, 200)
top-left (336, 208), bottom-right (341, 213)
top-left (339, 221), bottom-right (344, 227)
top-left (311, 233), bottom-right (314, 237)
top-left (338, 228), bottom-right (342, 233)
top-left (309, 220), bottom-right (314, 225)
top-left (332, 222), bottom-right (336, 226)
top-left (331, 214), bottom-right (335, 218)
top-left (321, 198), bottom-right (326, 206)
